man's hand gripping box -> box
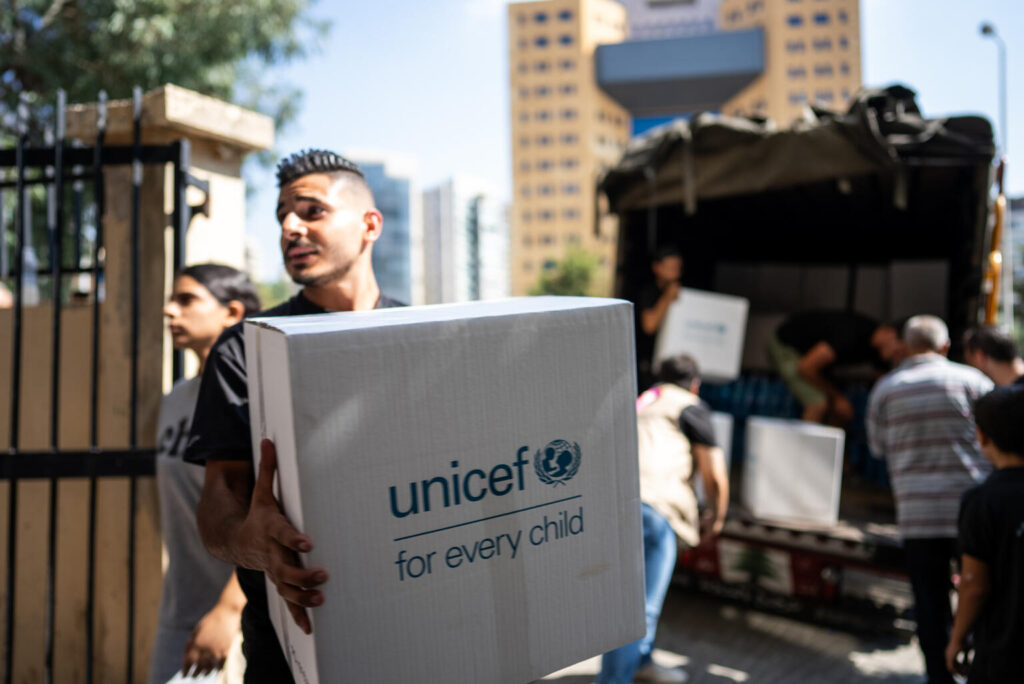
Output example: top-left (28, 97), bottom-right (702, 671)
top-left (245, 297), bottom-right (644, 683)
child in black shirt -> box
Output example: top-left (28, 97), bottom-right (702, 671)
top-left (946, 386), bottom-right (1024, 682)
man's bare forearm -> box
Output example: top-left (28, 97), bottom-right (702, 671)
top-left (197, 461), bottom-right (258, 568)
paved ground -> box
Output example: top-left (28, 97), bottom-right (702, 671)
top-left (538, 589), bottom-right (927, 683)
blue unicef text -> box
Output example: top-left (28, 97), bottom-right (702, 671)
top-left (388, 447), bottom-right (531, 518)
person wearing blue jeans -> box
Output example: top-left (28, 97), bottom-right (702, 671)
top-left (597, 355), bottom-right (729, 684)
top-left (598, 504), bottom-right (679, 684)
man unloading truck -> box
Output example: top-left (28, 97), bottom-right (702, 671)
top-left (635, 246), bottom-right (684, 392)
top-left (186, 150), bottom-right (403, 683)
top-left (768, 310), bottom-right (907, 424)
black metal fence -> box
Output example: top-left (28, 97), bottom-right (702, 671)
top-left (1, 88), bottom-right (206, 683)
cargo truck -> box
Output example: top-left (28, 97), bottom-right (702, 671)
top-left (599, 85), bottom-right (1005, 632)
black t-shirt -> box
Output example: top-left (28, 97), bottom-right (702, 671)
top-left (678, 402), bottom-right (718, 448)
top-left (635, 283), bottom-right (670, 380)
top-left (775, 310), bottom-right (879, 365)
top-left (1013, 374), bottom-right (1024, 386)
top-left (958, 467), bottom-right (1024, 682)
top-left (184, 291), bottom-right (404, 683)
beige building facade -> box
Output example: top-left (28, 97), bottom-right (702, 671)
top-left (508, 0), bottom-right (631, 296)
top-left (508, 0), bottom-right (862, 295)
top-left (719, 0), bottom-right (861, 123)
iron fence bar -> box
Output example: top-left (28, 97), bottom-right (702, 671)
top-left (0, 450), bottom-right (156, 479)
top-left (126, 86), bottom-right (142, 684)
top-left (72, 142), bottom-right (84, 271)
top-left (0, 145), bottom-right (182, 169)
top-left (170, 140), bottom-right (191, 382)
top-left (44, 89), bottom-right (67, 684)
top-left (1, 187), bottom-right (6, 278)
top-left (85, 89), bottom-right (108, 684)
top-left (5, 93), bottom-right (29, 684)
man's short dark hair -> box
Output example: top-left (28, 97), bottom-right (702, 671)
top-left (974, 386), bottom-right (1024, 455)
top-left (276, 149), bottom-right (366, 187)
top-left (656, 353), bottom-right (700, 387)
top-left (178, 263), bottom-right (261, 316)
top-left (652, 245), bottom-right (682, 263)
top-left (963, 325), bottom-right (1018, 362)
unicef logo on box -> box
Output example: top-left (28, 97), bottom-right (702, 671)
top-left (534, 439), bottom-right (581, 487)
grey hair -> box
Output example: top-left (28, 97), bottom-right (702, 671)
top-left (903, 315), bottom-right (949, 352)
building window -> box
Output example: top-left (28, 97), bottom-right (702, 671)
top-left (563, 209), bottom-right (579, 220)
top-left (517, 62), bottom-right (528, 74)
top-left (519, 161), bottom-right (531, 172)
top-left (537, 135), bottom-right (552, 146)
top-left (841, 89), bottom-right (851, 100)
top-left (518, 87), bottom-right (529, 98)
top-left (813, 38), bottom-right (832, 51)
top-left (520, 185), bottom-right (531, 197)
top-left (539, 184), bottom-right (555, 196)
top-left (561, 158), bottom-right (579, 169)
top-left (559, 84), bottom-right (576, 95)
top-left (522, 236), bottom-right (532, 246)
top-left (815, 91), bottom-right (834, 102)
top-left (517, 38), bottom-right (528, 50)
top-left (539, 211), bottom-right (554, 222)
top-left (560, 134), bottom-right (578, 145)
top-left (518, 111), bottom-right (529, 122)
top-left (516, 14), bottom-right (526, 24)
top-left (562, 183), bottom-right (580, 194)
top-left (535, 85), bottom-right (551, 96)
top-left (787, 15), bottom-right (803, 27)
top-left (786, 40), bottom-right (805, 52)
top-left (787, 66), bottom-right (807, 78)
top-left (559, 59), bottom-right (576, 70)
top-left (543, 259), bottom-right (557, 271)
top-left (813, 12), bottom-right (829, 25)
top-left (727, 10), bottom-right (742, 23)
top-left (521, 211), bottom-right (532, 222)
top-left (560, 108), bottom-right (577, 120)
top-left (566, 233), bottom-right (581, 243)
top-left (748, 0), bottom-right (764, 11)
top-left (558, 9), bottom-right (572, 21)
top-left (558, 34), bottom-right (573, 46)
top-left (537, 160), bottom-right (553, 170)
top-left (534, 61), bottom-right (550, 72)
top-left (534, 36), bottom-right (549, 48)
top-left (535, 110), bottom-right (551, 121)
top-left (519, 136), bottom-right (530, 147)
top-left (838, 9), bottom-right (848, 23)
top-left (534, 11), bottom-right (548, 23)
top-left (839, 36), bottom-right (849, 50)
top-left (814, 63), bottom-right (833, 76)
top-left (788, 92), bottom-right (808, 104)
top-left (839, 62), bottom-right (850, 75)
top-left (523, 261), bottom-right (533, 272)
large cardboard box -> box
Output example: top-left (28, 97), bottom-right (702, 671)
top-left (742, 417), bottom-right (844, 527)
top-left (245, 297), bottom-right (644, 684)
top-left (654, 288), bottom-right (749, 382)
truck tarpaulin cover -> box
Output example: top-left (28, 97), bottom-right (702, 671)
top-left (599, 85), bottom-right (995, 214)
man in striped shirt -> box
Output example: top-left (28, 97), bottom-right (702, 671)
top-left (867, 315), bottom-right (993, 684)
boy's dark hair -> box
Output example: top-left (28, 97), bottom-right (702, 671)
top-left (276, 149), bottom-right (366, 187)
top-left (178, 263), bottom-right (261, 317)
top-left (656, 353), bottom-right (701, 387)
top-left (652, 245), bottom-right (682, 262)
top-left (974, 386), bottom-right (1024, 455)
top-left (963, 325), bottom-right (1018, 362)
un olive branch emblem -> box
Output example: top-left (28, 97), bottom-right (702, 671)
top-left (534, 439), bottom-right (581, 487)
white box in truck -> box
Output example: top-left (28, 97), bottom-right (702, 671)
top-left (742, 417), bottom-right (844, 527)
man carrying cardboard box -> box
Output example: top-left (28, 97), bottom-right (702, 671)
top-left (184, 150), bottom-right (402, 683)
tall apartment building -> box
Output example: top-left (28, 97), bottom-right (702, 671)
top-left (352, 154), bottom-right (424, 305)
top-left (422, 177), bottom-right (510, 304)
top-left (509, 1), bottom-right (862, 293)
top-left (718, 0), bottom-right (861, 123)
top-left (508, 0), bottom-right (631, 296)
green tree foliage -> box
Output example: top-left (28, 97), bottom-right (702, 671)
top-left (257, 277), bottom-right (297, 309)
top-left (529, 249), bottom-right (599, 297)
top-left (0, 0), bottom-right (328, 134)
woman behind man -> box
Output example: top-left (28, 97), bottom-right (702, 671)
top-left (149, 264), bottom-right (261, 684)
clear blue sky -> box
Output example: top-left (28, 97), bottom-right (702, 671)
top-left (246, 0), bottom-right (1023, 280)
